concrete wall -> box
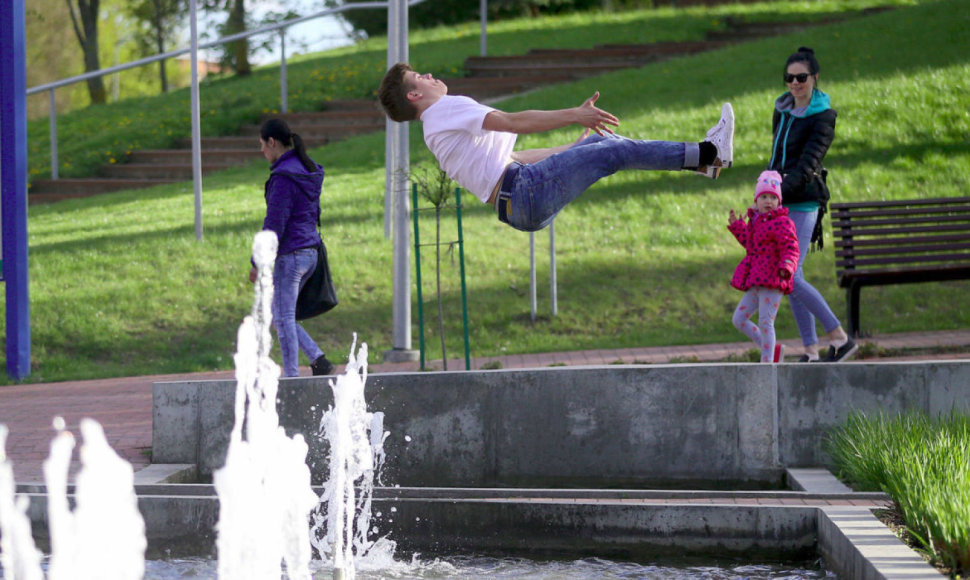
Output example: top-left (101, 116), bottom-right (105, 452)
top-left (153, 361), bottom-right (970, 487)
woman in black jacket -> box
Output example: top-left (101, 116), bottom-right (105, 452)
top-left (768, 47), bottom-right (856, 362)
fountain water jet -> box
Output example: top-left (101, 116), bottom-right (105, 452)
top-left (309, 337), bottom-right (391, 580)
top-left (0, 417), bottom-right (146, 580)
top-left (0, 230), bottom-right (391, 580)
top-left (213, 230), bottom-right (321, 580)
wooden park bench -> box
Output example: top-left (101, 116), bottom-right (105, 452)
top-left (830, 196), bottom-right (970, 337)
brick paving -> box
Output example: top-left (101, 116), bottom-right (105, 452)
top-left (1, 329), bottom-right (968, 485)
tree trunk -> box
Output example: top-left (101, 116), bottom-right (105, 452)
top-left (227, 0), bottom-right (251, 76)
top-left (153, 0), bottom-right (168, 92)
top-left (67, 0), bottom-right (107, 104)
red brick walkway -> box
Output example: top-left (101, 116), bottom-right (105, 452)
top-left (1, 330), bottom-right (968, 484)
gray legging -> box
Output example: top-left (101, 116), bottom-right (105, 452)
top-left (788, 209), bottom-right (841, 347)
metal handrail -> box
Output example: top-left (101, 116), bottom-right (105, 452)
top-left (29, 0), bottom-right (429, 179)
top-left (27, 2), bottom-right (396, 96)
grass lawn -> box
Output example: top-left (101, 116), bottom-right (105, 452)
top-left (5, 0), bottom-right (970, 383)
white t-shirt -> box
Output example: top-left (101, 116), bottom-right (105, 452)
top-left (421, 95), bottom-right (517, 203)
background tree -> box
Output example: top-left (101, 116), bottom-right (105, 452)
top-left (26, 0), bottom-right (86, 118)
top-left (127, 0), bottom-right (187, 92)
top-left (330, 0), bottom-right (624, 39)
top-left (200, 0), bottom-right (253, 75)
top-left (66, 0), bottom-right (108, 104)
top-left (199, 0), bottom-right (301, 76)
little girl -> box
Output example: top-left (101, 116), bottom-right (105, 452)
top-left (728, 170), bottom-right (800, 363)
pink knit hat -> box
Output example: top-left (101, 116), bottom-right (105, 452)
top-left (755, 170), bottom-right (783, 202)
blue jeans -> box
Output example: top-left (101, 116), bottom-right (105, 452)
top-left (272, 247), bottom-right (324, 377)
top-left (504, 134), bottom-right (687, 232)
top-left (788, 209), bottom-right (841, 347)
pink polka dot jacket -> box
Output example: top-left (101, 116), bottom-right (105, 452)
top-left (728, 206), bottom-right (800, 294)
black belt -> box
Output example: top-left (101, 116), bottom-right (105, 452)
top-left (496, 162), bottom-right (522, 225)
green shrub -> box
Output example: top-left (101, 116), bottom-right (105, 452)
top-left (827, 411), bottom-right (970, 575)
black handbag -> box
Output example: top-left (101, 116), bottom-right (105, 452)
top-left (295, 242), bottom-right (338, 320)
top-left (810, 168), bottom-right (829, 251)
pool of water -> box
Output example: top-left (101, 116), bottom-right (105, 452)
top-left (131, 555), bottom-right (835, 579)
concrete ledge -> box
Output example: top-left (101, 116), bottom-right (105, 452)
top-left (787, 468), bottom-right (853, 494)
top-left (133, 463), bottom-right (198, 485)
top-left (819, 506), bottom-right (939, 579)
top-left (20, 489), bottom-right (941, 577)
top-left (153, 361), bottom-right (970, 487)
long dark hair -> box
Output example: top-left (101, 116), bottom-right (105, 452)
top-left (260, 118), bottom-right (316, 172)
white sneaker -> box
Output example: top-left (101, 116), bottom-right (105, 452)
top-left (696, 102), bottom-right (734, 179)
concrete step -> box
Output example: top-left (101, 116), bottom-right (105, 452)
top-left (467, 41), bottom-right (730, 67)
top-left (465, 62), bottom-right (632, 78)
top-left (178, 136), bottom-right (330, 151)
top-left (534, 40), bottom-right (730, 56)
top-left (29, 177), bottom-right (182, 199)
top-left (98, 163), bottom-right (240, 180)
top-left (236, 122), bottom-right (384, 139)
top-left (441, 75), bottom-right (574, 98)
top-left (259, 109), bottom-right (385, 126)
top-left (129, 149), bottom-right (264, 165)
top-left (313, 98), bottom-right (381, 112)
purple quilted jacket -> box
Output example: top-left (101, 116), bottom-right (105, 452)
top-left (728, 206), bottom-right (799, 294)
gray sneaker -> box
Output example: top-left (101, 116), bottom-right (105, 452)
top-left (696, 102), bottom-right (735, 179)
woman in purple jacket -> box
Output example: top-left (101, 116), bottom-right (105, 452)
top-left (249, 118), bottom-right (335, 377)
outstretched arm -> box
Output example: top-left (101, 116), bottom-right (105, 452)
top-left (483, 92), bottom-right (618, 136)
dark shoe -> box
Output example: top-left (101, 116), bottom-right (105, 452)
top-left (797, 354), bottom-right (820, 363)
top-left (823, 339), bottom-right (858, 362)
top-left (311, 354), bottom-right (335, 376)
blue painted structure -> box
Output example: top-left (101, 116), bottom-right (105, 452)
top-left (0, 0), bottom-right (31, 380)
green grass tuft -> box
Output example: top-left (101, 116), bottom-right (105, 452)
top-left (827, 410), bottom-right (970, 575)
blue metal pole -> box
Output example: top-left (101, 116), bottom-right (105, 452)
top-left (0, 0), bottom-right (31, 380)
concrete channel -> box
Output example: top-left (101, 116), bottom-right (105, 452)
top-left (24, 361), bottom-right (970, 578)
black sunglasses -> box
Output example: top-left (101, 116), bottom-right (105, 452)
top-left (784, 73), bottom-right (811, 84)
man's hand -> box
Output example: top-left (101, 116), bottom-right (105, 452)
top-left (249, 266), bottom-right (258, 284)
top-left (575, 92), bottom-right (618, 136)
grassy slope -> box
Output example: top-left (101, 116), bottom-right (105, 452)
top-left (6, 0), bottom-right (969, 383)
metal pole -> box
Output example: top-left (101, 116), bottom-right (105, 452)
top-left (190, 0), bottom-right (203, 241)
top-left (529, 232), bottom-right (536, 322)
top-left (384, 0), bottom-right (416, 362)
top-left (479, 0), bottom-right (487, 57)
top-left (279, 31), bottom-right (288, 114)
top-left (384, 126), bottom-right (392, 239)
top-left (1, 0), bottom-right (31, 380)
top-left (550, 221), bottom-right (557, 316)
top-left (48, 88), bottom-right (58, 180)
